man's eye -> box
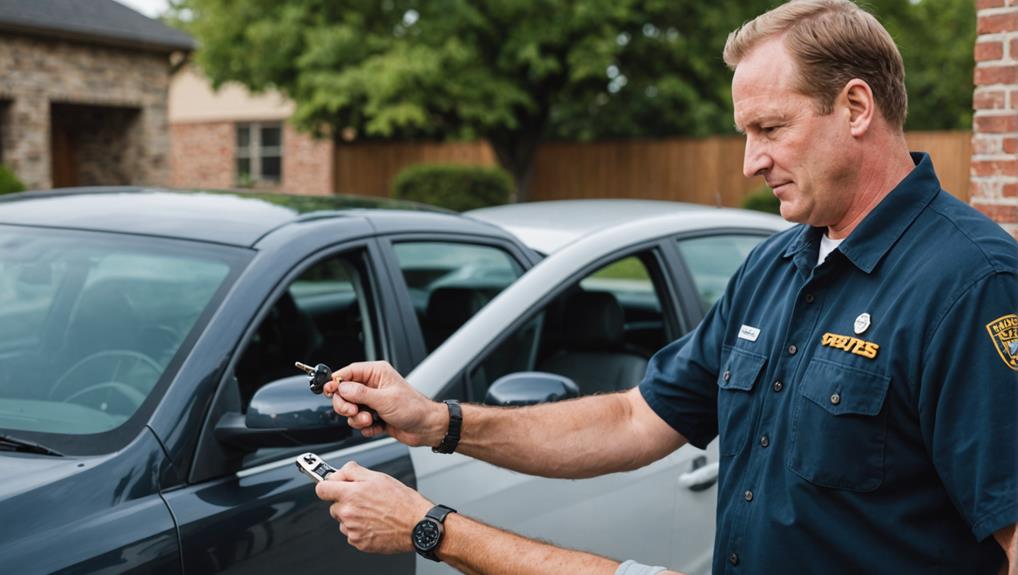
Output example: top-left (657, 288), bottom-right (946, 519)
top-left (761, 125), bottom-right (779, 134)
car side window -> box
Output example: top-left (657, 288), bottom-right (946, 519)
top-left (234, 250), bottom-right (381, 408)
top-left (676, 235), bottom-right (766, 312)
top-left (392, 241), bottom-right (523, 352)
top-left (464, 251), bottom-right (671, 402)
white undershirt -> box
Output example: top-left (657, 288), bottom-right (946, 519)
top-left (817, 233), bottom-right (844, 267)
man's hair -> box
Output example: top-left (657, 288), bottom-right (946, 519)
top-left (723, 0), bottom-right (907, 129)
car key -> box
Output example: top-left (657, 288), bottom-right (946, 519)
top-left (295, 361), bottom-right (384, 426)
top-left (295, 452), bottom-right (336, 483)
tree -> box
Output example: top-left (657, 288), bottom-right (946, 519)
top-left (176, 0), bottom-right (771, 201)
top-left (175, 0), bottom-right (973, 201)
top-left (867, 0), bottom-right (975, 131)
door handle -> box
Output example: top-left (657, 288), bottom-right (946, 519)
top-left (677, 456), bottom-right (719, 492)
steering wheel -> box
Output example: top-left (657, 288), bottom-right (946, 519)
top-left (50, 350), bottom-right (162, 403)
top-left (62, 381), bottom-right (147, 413)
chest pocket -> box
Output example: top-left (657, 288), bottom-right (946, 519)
top-left (717, 345), bottom-right (767, 457)
top-left (789, 357), bottom-right (891, 491)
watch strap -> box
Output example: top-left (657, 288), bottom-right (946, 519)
top-left (432, 400), bottom-right (462, 454)
top-left (426, 503), bottom-right (457, 522)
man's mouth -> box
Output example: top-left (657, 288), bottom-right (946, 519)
top-left (769, 181), bottom-right (792, 195)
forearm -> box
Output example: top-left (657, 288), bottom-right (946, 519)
top-left (995, 524), bottom-right (1016, 575)
top-left (437, 513), bottom-right (684, 575)
top-left (448, 388), bottom-right (686, 479)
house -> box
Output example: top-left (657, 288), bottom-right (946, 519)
top-left (168, 65), bottom-right (334, 195)
top-left (0, 0), bottom-right (194, 189)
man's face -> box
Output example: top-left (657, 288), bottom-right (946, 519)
top-left (732, 37), bottom-right (854, 227)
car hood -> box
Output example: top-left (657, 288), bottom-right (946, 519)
top-left (0, 451), bottom-right (101, 499)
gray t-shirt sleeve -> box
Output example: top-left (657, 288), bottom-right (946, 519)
top-left (615, 560), bottom-right (667, 575)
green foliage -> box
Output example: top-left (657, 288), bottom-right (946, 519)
top-left (174, 0), bottom-right (975, 198)
top-left (0, 165), bottom-right (26, 195)
top-left (865, 0), bottom-right (975, 131)
top-left (742, 186), bottom-right (780, 215)
top-left (392, 164), bottom-right (512, 212)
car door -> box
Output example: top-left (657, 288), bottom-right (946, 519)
top-left (162, 242), bottom-right (416, 574)
top-left (407, 241), bottom-right (717, 574)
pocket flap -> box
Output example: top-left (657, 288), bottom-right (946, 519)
top-left (719, 347), bottom-right (767, 391)
top-left (800, 358), bottom-right (891, 416)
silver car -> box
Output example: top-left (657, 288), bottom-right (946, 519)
top-left (406, 200), bottom-right (789, 575)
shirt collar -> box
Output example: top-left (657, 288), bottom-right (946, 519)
top-left (782, 152), bottom-right (941, 274)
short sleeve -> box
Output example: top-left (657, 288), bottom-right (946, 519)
top-left (919, 270), bottom-right (1018, 541)
top-left (639, 268), bottom-right (733, 449)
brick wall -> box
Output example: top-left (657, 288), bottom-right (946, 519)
top-left (972, 0), bottom-right (1018, 237)
top-left (170, 122), bottom-right (235, 189)
top-left (281, 123), bottom-right (333, 196)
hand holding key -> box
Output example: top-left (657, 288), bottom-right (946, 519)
top-left (320, 361), bottom-right (450, 447)
top-left (295, 361), bottom-right (384, 426)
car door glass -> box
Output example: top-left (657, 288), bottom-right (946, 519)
top-left (465, 252), bottom-right (670, 402)
top-left (676, 235), bottom-right (766, 312)
top-left (234, 251), bottom-right (381, 410)
top-left (392, 241), bottom-right (523, 352)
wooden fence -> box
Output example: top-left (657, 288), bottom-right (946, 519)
top-left (334, 131), bottom-right (972, 206)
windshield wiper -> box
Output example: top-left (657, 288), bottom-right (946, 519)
top-left (0, 434), bottom-right (64, 456)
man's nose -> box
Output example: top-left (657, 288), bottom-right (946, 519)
top-left (742, 136), bottom-right (772, 179)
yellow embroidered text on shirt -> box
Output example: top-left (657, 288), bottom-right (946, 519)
top-left (821, 332), bottom-right (880, 359)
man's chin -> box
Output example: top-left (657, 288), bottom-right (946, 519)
top-left (778, 203), bottom-right (806, 224)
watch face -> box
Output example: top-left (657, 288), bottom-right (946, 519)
top-left (413, 518), bottom-right (442, 552)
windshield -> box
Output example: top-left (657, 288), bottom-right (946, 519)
top-left (0, 227), bottom-right (242, 443)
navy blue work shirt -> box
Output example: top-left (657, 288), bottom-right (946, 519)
top-left (641, 153), bottom-right (1018, 573)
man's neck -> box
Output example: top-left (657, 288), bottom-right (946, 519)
top-left (826, 135), bottom-right (915, 240)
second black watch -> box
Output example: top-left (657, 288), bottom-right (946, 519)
top-left (432, 399), bottom-right (462, 454)
top-left (411, 504), bottom-right (457, 561)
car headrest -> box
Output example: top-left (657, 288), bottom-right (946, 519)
top-left (562, 291), bottom-right (625, 350)
top-left (426, 287), bottom-right (489, 330)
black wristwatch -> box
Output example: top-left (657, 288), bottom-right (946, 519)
top-left (411, 504), bottom-right (457, 561)
top-left (432, 399), bottom-right (462, 454)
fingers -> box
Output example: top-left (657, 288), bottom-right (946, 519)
top-left (334, 361), bottom-right (394, 389)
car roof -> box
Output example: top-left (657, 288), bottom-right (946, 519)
top-left (0, 187), bottom-right (479, 247)
top-left (467, 199), bottom-right (771, 253)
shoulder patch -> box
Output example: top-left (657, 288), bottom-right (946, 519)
top-left (986, 314), bottom-right (1018, 371)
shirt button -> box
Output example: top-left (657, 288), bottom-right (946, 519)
top-left (805, 293), bottom-right (815, 303)
top-left (787, 344), bottom-right (798, 355)
top-left (760, 435), bottom-right (769, 448)
top-left (830, 393), bottom-right (841, 405)
top-left (772, 380), bottom-right (783, 392)
top-left (723, 370), bottom-right (731, 382)
top-left (744, 490), bottom-right (753, 502)
top-left (729, 552), bottom-right (739, 566)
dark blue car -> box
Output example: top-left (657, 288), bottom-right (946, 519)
top-left (0, 188), bottom-right (538, 573)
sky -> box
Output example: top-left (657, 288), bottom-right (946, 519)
top-left (115, 0), bottom-right (170, 19)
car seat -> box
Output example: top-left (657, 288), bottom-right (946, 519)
top-left (537, 291), bottom-right (648, 395)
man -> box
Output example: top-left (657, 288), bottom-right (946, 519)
top-left (315, 1), bottom-right (1018, 573)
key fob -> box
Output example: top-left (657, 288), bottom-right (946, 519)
top-left (295, 360), bottom-right (385, 427)
top-left (296, 452), bottom-right (337, 483)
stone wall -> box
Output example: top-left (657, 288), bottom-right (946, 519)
top-left (971, 0), bottom-right (1018, 238)
top-left (0, 34), bottom-right (172, 189)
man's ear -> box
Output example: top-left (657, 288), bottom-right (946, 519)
top-left (842, 79), bottom-right (874, 137)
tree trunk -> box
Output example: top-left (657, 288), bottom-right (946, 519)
top-left (490, 120), bottom-right (544, 203)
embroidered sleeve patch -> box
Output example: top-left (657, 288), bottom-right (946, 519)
top-left (986, 314), bottom-right (1018, 371)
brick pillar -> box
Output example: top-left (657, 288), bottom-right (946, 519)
top-left (971, 0), bottom-right (1018, 238)
top-left (282, 123), bottom-right (334, 196)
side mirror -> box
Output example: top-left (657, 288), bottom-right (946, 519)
top-left (215, 376), bottom-right (351, 451)
top-left (484, 372), bottom-right (579, 407)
